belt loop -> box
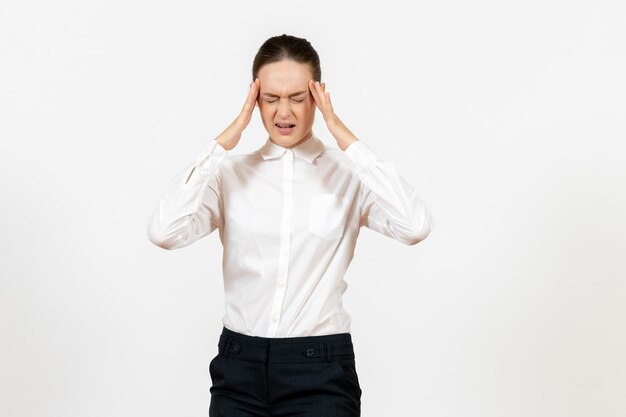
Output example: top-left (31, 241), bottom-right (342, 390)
top-left (328, 342), bottom-right (333, 361)
top-left (224, 337), bottom-right (232, 358)
top-left (323, 341), bottom-right (329, 362)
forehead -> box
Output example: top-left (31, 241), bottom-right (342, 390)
top-left (258, 60), bottom-right (312, 94)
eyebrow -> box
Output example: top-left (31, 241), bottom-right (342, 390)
top-left (262, 90), bottom-right (308, 98)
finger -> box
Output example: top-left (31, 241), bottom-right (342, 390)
top-left (241, 85), bottom-right (256, 115)
top-left (309, 80), bottom-right (323, 110)
top-left (325, 91), bottom-right (333, 114)
top-left (309, 80), bottom-right (320, 101)
top-left (244, 85), bottom-right (255, 108)
top-left (314, 81), bottom-right (329, 115)
top-left (244, 78), bottom-right (260, 111)
top-left (313, 81), bottom-right (326, 113)
top-left (252, 78), bottom-right (260, 107)
top-left (253, 78), bottom-right (260, 107)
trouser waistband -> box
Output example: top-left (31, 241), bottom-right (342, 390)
top-left (217, 326), bottom-right (355, 364)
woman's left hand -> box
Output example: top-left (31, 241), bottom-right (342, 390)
top-left (308, 80), bottom-right (358, 151)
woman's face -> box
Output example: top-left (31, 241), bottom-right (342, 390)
top-left (256, 59), bottom-right (316, 148)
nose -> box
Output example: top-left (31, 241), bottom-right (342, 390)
top-left (277, 99), bottom-right (293, 118)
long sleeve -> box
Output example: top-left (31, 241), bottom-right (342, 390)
top-left (147, 139), bottom-right (229, 250)
top-left (344, 139), bottom-right (434, 246)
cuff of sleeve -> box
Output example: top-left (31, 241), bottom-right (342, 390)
top-left (344, 140), bottom-right (376, 173)
top-left (194, 139), bottom-right (228, 167)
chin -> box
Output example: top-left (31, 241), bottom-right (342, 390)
top-left (271, 129), bottom-right (301, 144)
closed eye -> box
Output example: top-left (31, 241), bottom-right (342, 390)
top-left (264, 98), bottom-right (306, 103)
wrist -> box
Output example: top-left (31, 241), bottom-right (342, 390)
top-left (339, 137), bottom-right (358, 152)
top-left (215, 136), bottom-right (236, 151)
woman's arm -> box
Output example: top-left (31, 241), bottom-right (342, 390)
top-left (147, 79), bottom-right (260, 250)
top-left (344, 139), bottom-right (435, 246)
top-left (308, 80), bottom-right (434, 245)
top-left (147, 139), bottom-right (228, 250)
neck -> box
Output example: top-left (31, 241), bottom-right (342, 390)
top-left (271, 130), bottom-right (313, 149)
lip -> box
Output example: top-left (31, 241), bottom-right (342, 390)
top-left (274, 123), bottom-right (296, 135)
top-left (275, 125), bottom-right (295, 135)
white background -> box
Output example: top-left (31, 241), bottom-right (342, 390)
top-left (1, 1), bottom-right (625, 416)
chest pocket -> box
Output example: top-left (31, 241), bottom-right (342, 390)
top-left (309, 193), bottom-right (351, 240)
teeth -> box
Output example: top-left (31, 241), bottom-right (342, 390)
top-left (276, 123), bottom-right (294, 128)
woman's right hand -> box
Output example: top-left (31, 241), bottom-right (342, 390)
top-left (215, 78), bottom-right (260, 150)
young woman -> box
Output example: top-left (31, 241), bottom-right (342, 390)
top-left (147, 34), bottom-right (434, 417)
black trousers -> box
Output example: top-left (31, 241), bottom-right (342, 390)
top-left (208, 325), bottom-right (362, 417)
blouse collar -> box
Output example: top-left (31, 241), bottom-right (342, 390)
top-left (257, 131), bottom-right (325, 163)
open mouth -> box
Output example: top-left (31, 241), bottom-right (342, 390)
top-left (275, 123), bottom-right (295, 135)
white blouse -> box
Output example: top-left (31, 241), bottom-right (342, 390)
top-left (147, 131), bottom-right (434, 337)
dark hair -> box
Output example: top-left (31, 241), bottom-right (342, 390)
top-left (252, 34), bottom-right (321, 83)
